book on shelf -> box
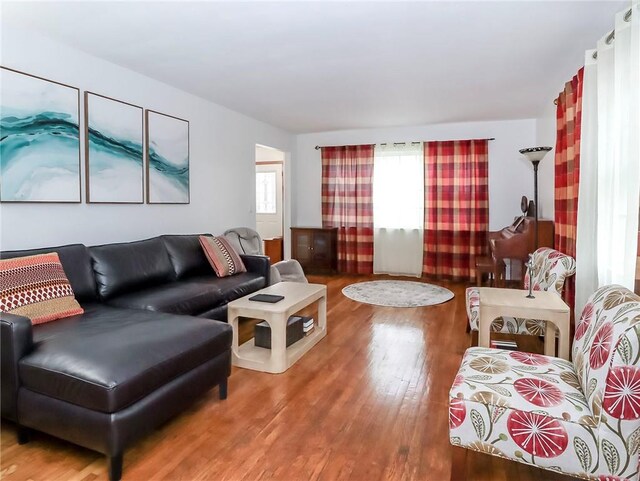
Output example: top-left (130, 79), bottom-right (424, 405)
top-left (490, 340), bottom-right (518, 351)
top-left (301, 317), bottom-right (314, 331)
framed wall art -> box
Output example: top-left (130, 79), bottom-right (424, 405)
top-left (0, 66), bottom-right (81, 202)
top-left (145, 110), bottom-right (189, 204)
top-left (85, 92), bottom-right (144, 203)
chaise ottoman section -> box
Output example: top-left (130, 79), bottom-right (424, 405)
top-left (18, 305), bottom-right (231, 413)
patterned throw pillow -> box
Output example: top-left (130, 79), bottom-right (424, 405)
top-left (199, 236), bottom-right (247, 277)
top-left (0, 253), bottom-right (84, 325)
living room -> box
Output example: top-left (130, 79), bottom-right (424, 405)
top-left (1, 1), bottom-right (639, 481)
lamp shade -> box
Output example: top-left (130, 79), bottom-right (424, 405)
top-left (519, 146), bottom-right (552, 162)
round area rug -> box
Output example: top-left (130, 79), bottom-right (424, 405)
top-left (341, 280), bottom-right (454, 308)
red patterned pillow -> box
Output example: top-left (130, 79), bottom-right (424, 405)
top-left (199, 236), bottom-right (247, 277)
top-left (0, 253), bottom-right (84, 325)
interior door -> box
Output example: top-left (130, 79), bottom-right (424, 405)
top-left (256, 163), bottom-right (283, 241)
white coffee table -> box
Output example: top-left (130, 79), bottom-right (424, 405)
top-left (227, 282), bottom-right (327, 374)
top-left (477, 287), bottom-right (571, 360)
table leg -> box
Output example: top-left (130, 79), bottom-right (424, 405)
top-left (318, 295), bottom-right (327, 333)
top-left (544, 322), bottom-right (556, 357)
top-left (557, 313), bottom-right (571, 360)
top-left (229, 313), bottom-right (240, 359)
top-left (478, 308), bottom-right (492, 348)
top-left (269, 315), bottom-right (288, 373)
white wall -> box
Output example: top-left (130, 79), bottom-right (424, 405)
top-left (256, 145), bottom-right (286, 162)
top-left (293, 119), bottom-right (553, 231)
top-left (0, 27), bottom-right (294, 250)
top-left (535, 101), bottom-right (558, 221)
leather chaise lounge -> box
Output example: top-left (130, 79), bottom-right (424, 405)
top-left (1, 234), bottom-right (270, 481)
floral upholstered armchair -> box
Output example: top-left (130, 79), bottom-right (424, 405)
top-left (466, 247), bottom-right (576, 337)
top-left (450, 285), bottom-right (640, 480)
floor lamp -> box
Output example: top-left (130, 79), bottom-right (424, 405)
top-left (519, 146), bottom-right (552, 249)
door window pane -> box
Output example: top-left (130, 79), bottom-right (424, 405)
top-left (256, 171), bottom-right (277, 214)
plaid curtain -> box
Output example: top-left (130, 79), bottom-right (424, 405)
top-left (555, 67), bottom-right (584, 309)
top-left (321, 145), bottom-right (375, 274)
top-left (423, 140), bottom-right (489, 281)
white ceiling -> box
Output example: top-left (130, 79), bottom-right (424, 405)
top-left (2, 1), bottom-right (627, 133)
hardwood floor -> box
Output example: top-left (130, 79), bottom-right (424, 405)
top-left (0, 274), bottom-right (579, 481)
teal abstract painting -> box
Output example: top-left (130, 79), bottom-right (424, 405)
top-left (85, 92), bottom-right (143, 203)
top-left (146, 110), bottom-right (189, 204)
top-left (0, 67), bottom-right (81, 202)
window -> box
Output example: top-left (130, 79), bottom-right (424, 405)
top-left (372, 143), bottom-right (425, 277)
top-left (256, 171), bottom-right (277, 214)
top-left (373, 143), bottom-right (424, 229)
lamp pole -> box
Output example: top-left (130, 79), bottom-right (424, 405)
top-left (532, 159), bottom-right (540, 249)
top-left (519, 146), bottom-right (551, 251)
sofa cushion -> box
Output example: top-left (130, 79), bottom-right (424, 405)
top-left (189, 272), bottom-right (266, 304)
top-left (161, 234), bottom-right (212, 279)
top-left (1, 244), bottom-right (97, 302)
top-left (106, 279), bottom-right (224, 315)
top-left (90, 237), bottom-right (175, 300)
top-left (20, 304), bottom-right (231, 413)
top-left (0, 253), bottom-right (84, 325)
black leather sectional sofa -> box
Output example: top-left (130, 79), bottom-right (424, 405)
top-left (0, 234), bottom-right (270, 481)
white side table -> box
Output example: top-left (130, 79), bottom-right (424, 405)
top-left (477, 287), bottom-right (571, 360)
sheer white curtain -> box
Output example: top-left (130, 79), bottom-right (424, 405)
top-left (373, 143), bottom-right (424, 277)
top-left (575, 53), bottom-right (599, 315)
top-left (576, 0), bottom-right (640, 314)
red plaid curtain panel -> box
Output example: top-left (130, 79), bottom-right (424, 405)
top-left (423, 140), bottom-right (489, 281)
top-left (321, 145), bottom-right (375, 274)
top-left (555, 67), bottom-right (584, 309)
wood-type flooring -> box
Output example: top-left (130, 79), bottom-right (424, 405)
top-left (0, 274), bottom-right (579, 481)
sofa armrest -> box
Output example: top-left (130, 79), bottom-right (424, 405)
top-left (1, 313), bottom-right (34, 421)
top-left (240, 254), bottom-right (270, 287)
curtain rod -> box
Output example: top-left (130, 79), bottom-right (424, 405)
top-left (554, 7), bottom-right (633, 105)
top-left (314, 138), bottom-right (495, 150)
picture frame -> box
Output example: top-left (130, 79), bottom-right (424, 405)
top-left (0, 66), bottom-right (81, 203)
top-left (145, 109), bottom-right (190, 204)
top-left (85, 92), bottom-right (144, 203)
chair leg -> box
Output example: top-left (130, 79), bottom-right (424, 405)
top-left (470, 330), bottom-right (478, 346)
top-left (16, 425), bottom-right (30, 445)
top-left (108, 453), bottom-right (123, 481)
top-left (219, 378), bottom-right (228, 400)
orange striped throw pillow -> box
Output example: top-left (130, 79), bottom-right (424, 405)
top-left (199, 236), bottom-right (247, 277)
top-left (0, 253), bottom-right (84, 325)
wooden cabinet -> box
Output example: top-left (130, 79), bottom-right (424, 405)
top-left (263, 237), bottom-right (283, 264)
top-left (291, 227), bottom-right (337, 274)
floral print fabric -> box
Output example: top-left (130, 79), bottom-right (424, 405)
top-left (466, 247), bottom-right (576, 335)
top-left (451, 285), bottom-right (640, 480)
